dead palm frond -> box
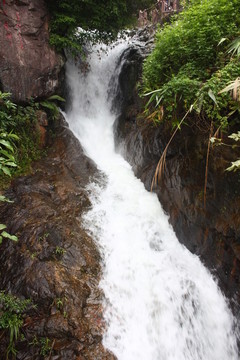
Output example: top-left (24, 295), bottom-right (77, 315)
top-left (151, 106), bottom-right (191, 191)
top-left (203, 121), bottom-right (213, 210)
top-left (218, 77), bottom-right (240, 102)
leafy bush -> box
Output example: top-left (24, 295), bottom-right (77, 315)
top-left (46, 0), bottom-right (154, 53)
top-left (144, 73), bottom-right (201, 123)
top-left (0, 92), bottom-right (64, 186)
top-left (143, 0), bottom-right (240, 89)
top-left (0, 292), bottom-right (32, 358)
top-left (142, 0), bottom-right (240, 126)
top-left (194, 59), bottom-right (240, 127)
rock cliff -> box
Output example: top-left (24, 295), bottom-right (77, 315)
top-left (114, 37), bottom-right (240, 314)
top-left (0, 116), bottom-right (115, 359)
top-left (0, 0), bottom-right (64, 102)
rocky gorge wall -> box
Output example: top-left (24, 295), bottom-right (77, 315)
top-left (114, 39), bottom-right (240, 315)
top-left (0, 0), bottom-right (239, 353)
top-left (0, 0), bottom-right (64, 102)
top-left (0, 116), bottom-right (116, 359)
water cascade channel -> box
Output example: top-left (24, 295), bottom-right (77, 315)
top-left (65, 39), bottom-right (239, 360)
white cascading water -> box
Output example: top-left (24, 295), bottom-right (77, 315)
top-left (65, 39), bottom-right (239, 360)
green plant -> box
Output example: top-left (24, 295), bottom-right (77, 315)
top-left (46, 0), bottom-right (154, 53)
top-left (39, 337), bottom-right (52, 356)
top-left (0, 176), bottom-right (18, 246)
top-left (0, 92), bottom-right (17, 131)
top-left (56, 298), bottom-right (63, 310)
top-left (0, 131), bottom-right (19, 177)
top-left (39, 95), bottom-right (65, 121)
top-left (194, 59), bottom-right (240, 128)
top-left (211, 131), bottom-right (240, 173)
top-left (142, 0), bottom-right (240, 126)
top-left (0, 224), bottom-right (18, 245)
top-left (55, 246), bottom-right (66, 256)
top-left (227, 36), bottom-right (240, 57)
top-left (38, 232), bottom-right (49, 242)
top-left (0, 292), bottom-right (32, 358)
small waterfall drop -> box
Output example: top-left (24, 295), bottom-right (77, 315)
top-left (65, 39), bottom-right (239, 360)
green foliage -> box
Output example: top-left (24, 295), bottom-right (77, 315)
top-left (55, 246), bottom-right (66, 257)
top-left (142, 0), bottom-right (240, 126)
top-left (143, 0), bottom-right (240, 88)
top-left (29, 336), bottom-right (52, 356)
top-left (211, 131), bottom-right (240, 172)
top-left (0, 292), bottom-right (32, 358)
top-left (144, 73), bottom-right (201, 123)
top-left (47, 0), bottom-right (155, 53)
top-left (39, 337), bottom-right (52, 356)
top-left (227, 36), bottom-right (240, 56)
top-left (0, 131), bottom-right (18, 177)
top-left (194, 59), bottom-right (240, 127)
top-left (0, 92), bottom-right (64, 188)
top-left (40, 95), bottom-right (65, 121)
top-left (0, 224), bottom-right (18, 245)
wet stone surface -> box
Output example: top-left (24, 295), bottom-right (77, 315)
top-left (0, 118), bottom-right (115, 359)
top-left (112, 36), bottom-right (240, 316)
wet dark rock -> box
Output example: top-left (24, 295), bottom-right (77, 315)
top-left (0, 115), bottom-right (115, 359)
top-left (0, 0), bottom-right (64, 102)
top-left (118, 116), bottom-right (240, 313)
top-left (113, 40), bottom-right (240, 314)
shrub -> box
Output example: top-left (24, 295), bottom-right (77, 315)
top-left (142, 0), bottom-right (240, 126)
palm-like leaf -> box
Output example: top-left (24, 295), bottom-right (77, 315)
top-left (219, 77), bottom-right (240, 101)
top-left (227, 37), bottom-right (240, 56)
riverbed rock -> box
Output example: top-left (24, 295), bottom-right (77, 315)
top-left (0, 116), bottom-right (115, 359)
top-left (0, 0), bottom-right (64, 102)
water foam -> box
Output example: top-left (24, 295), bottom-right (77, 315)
top-left (65, 39), bottom-right (239, 360)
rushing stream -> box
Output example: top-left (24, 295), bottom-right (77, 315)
top-left (65, 39), bottom-right (239, 360)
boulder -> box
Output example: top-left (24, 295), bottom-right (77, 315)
top-left (0, 0), bottom-right (64, 102)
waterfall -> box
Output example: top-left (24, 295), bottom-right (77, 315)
top-left (65, 39), bottom-right (239, 360)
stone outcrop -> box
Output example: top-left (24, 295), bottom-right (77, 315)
top-left (114, 37), bottom-right (240, 314)
top-left (0, 0), bottom-right (64, 102)
top-left (0, 116), bottom-right (115, 359)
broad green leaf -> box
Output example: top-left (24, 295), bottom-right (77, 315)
top-left (47, 95), bottom-right (66, 102)
top-left (0, 139), bottom-right (13, 152)
top-left (5, 162), bottom-right (17, 167)
top-left (40, 102), bottom-right (58, 113)
top-left (218, 37), bottom-right (227, 46)
top-left (0, 224), bottom-right (7, 231)
top-left (7, 133), bottom-right (19, 140)
top-left (1, 166), bottom-right (11, 176)
top-left (0, 149), bottom-right (15, 161)
top-left (208, 89), bottom-right (218, 106)
top-left (1, 231), bottom-right (18, 241)
top-left (0, 195), bottom-right (13, 203)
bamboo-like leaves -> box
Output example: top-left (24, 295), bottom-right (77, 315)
top-left (219, 77), bottom-right (240, 101)
top-left (227, 37), bottom-right (240, 56)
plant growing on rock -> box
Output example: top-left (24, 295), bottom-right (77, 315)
top-left (0, 292), bottom-right (32, 358)
top-left (142, 0), bottom-right (240, 127)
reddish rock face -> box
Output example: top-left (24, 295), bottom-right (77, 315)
top-left (0, 116), bottom-right (115, 359)
top-left (0, 0), bottom-right (64, 102)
